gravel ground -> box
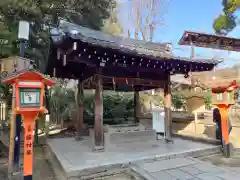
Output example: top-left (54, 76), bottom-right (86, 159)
top-left (197, 152), bottom-right (240, 174)
top-left (32, 145), bottom-right (57, 180)
top-left (0, 139), bottom-right (57, 180)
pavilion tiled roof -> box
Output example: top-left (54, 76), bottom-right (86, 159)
top-left (50, 20), bottom-right (221, 65)
top-left (191, 68), bottom-right (240, 89)
top-left (207, 79), bottom-right (238, 90)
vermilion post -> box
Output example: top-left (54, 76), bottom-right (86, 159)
top-left (22, 112), bottom-right (38, 180)
top-left (218, 105), bottom-right (230, 157)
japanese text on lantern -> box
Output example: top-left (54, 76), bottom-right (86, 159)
top-left (25, 125), bottom-right (33, 155)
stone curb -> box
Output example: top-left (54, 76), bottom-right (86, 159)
top-left (173, 133), bottom-right (221, 145)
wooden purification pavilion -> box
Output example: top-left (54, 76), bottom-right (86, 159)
top-left (46, 21), bottom-right (219, 151)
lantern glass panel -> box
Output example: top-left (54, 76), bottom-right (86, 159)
top-left (19, 88), bottom-right (41, 107)
top-left (216, 93), bottom-right (223, 101)
top-left (228, 92), bottom-right (232, 101)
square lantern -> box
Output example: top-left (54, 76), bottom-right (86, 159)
top-left (2, 69), bottom-right (55, 114)
top-left (16, 81), bottom-right (44, 112)
top-left (212, 90), bottom-right (236, 105)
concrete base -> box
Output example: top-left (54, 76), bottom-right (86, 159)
top-left (47, 137), bottom-right (220, 178)
top-left (223, 143), bottom-right (231, 158)
top-left (75, 136), bottom-right (83, 141)
top-left (92, 145), bottom-right (104, 152)
top-left (165, 138), bottom-right (174, 144)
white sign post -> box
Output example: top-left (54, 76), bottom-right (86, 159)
top-left (152, 108), bottom-right (165, 140)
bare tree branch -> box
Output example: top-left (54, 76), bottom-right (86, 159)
top-left (129, 0), bottom-right (169, 42)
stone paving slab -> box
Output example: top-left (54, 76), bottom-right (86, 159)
top-left (150, 171), bottom-right (179, 180)
top-left (179, 166), bottom-right (203, 175)
top-left (141, 158), bottom-right (196, 172)
top-left (192, 163), bottom-right (222, 174)
top-left (166, 169), bottom-right (194, 179)
top-left (135, 157), bottom-right (240, 180)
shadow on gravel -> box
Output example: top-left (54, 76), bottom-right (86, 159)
top-left (199, 152), bottom-right (240, 167)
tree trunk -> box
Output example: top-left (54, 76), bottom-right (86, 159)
top-left (60, 118), bottom-right (64, 129)
top-left (57, 107), bottom-right (60, 125)
top-left (44, 85), bottom-right (51, 114)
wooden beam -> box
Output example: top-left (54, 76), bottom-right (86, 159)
top-left (69, 56), bottom-right (96, 67)
top-left (100, 67), bottom-right (166, 81)
top-left (99, 76), bottom-right (164, 86)
top-left (108, 62), bottom-right (165, 74)
top-left (83, 75), bottom-right (164, 89)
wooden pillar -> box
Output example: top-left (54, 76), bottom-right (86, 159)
top-left (134, 89), bottom-right (140, 124)
top-left (164, 74), bottom-right (173, 143)
top-left (219, 106), bottom-right (231, 157)
top-left (75, 80), bottom-right (84, 141)
top-left (93, 75), bottom-right (104, 151)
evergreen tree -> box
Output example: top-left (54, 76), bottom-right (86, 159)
top-left (0, 0), bottom-right (119, 72)
top-left (213, 0), bottom-right (239, 35)
top-left (204, 90), bottom-right (212, 110)
top-left (172, 93), bottom-right (184, 110)
top-left (102, 4), bottom-right (123, 35)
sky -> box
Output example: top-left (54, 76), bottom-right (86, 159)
top-left (118, 0), bottom-right (240, 68)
